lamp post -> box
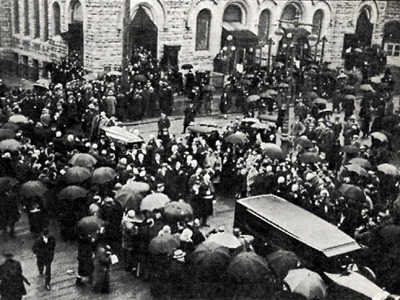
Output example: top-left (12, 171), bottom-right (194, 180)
top-left (320, 36), bottom-right (328, 64)
top-left (267, 37), bottom-right (274, 73)
top-left (223, 35), bottom-right (234, 83)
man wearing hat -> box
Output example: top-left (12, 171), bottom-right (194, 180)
top-left (0, 252), bottom-right (30, 300)
top-left (121, 210), bottom-right (143, 273)
top-left (32, 228), bottom-right (56, 291)
top-left (105, 90), bottom-right (117, 118)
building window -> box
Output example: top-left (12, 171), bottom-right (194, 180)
top-left (43, 0), bottom-right (49, 41)
top-left (33, 0), bottom-right (40, 38)
top-left (258, 10), bottom-right (270, 44)
top-left (13, 0), bottom-right (20, 34)
top-left (24, 0), bottom-right (29, 35)
top-left (312, 9), bottom-right (324, 39)
top-left (195, 9), bottom-right (211, 51)
top-left (53, 2), bottom-right (61, 36)
top-left (223, 5), bottom-right (242, 23)
top-left (71, 1), bottom-right (83, 23)
top-left (386, 44), bottom-right (400, 56)
top-left (281, 3), bottom-right (301, 21)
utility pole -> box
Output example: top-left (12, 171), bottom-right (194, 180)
top-left (121, 0), bottom-right (130, 93)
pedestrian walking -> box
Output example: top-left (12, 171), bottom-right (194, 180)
top-left (183, 103), bottom-right (196, 134)
top-left (0, 252), bottom-right (30, 300)
top-left (93, 243), bottom-right (113, 293)
top-left (76, 236), bottom-right (96, 286)
top-left (32, 228), bottom-right (56, 291)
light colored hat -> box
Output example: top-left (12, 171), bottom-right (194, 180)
top-left (173, 249), bottom-right (186, 260)
top-left (180, 228), bottom-right (193, 242)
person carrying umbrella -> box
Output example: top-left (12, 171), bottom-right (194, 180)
top-left (93, 242), bottom-right (113, 294)
top-left (166, 249), bottom-right (191, 298)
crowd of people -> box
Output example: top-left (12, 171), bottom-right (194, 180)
top-left (0, 48), bottom-right (399, 298)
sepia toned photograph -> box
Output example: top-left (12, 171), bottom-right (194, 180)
top-left (0, 0), bottom-right (399, 299)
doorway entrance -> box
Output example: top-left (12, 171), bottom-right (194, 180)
top-left (66, 0), bottom-right (84, 64)
top-left (355, 7), bottom-right (373, 48)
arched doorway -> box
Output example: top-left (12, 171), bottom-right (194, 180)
top-left (129, 6), bottom-right (158, 62)
top-left (66, 0), bottom-right (84, 63)
top-left (355, 7), bottom-right (373, 48)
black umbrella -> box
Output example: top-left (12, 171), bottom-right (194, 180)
top-left (267, 250), bottom-right (302, 279)
top-left (299, 152), bottom-right (321, 164)
top-left (133, 74), bottom-right (147, 82)
top-left (58, 186), bottom-right (88, 201)
top-left (0, 129), bottom-right (16, 141)
top-left (163, 201), bottom-right (194, 221)
top-left (181, 64), bottom-right (194, 70)
top-left (228, 252), bottom-right (272, 284)
top-left (0, 176), bottom-right (19, 192)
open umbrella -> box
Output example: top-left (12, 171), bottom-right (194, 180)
top-left (378, 224), bottom-right (400, 245)
top-left (228, 252), bottom-right (271, 283)
top-left (225, 132), bottom-right (249, 145)
top-left (370, 75), bottom-right (383, 84)
top-left (69, 153), bottom-right (97, 168)
top-left (181, 63), bottom-right (194, 70)
top-left (278, 82), bottom-right (289, 89)
top-left (115, 188), bottom-right (144, 211)
top-left (304, 92), bottom-right (318, 100)
top-left (251, 122), bottom-right (270, 130)
top-left (82, 73), bottom-right (97, 81)
top-left (318, 109), bottom-right (333, 117)
top-left (260, 89), bottom-right (278, 98)
top-left (313, 98), bottom-right (328, 106)
top-left (20, 180), bottom-right (48, 198)
top-left (344, 164), bottom-right (369, 177)
top-left (58, 186), bottom-right (88, 201)
top-left (377, 163), bottom-right (400, 176)
top-left (343, 94), bottom-right (356, 101)
top-left (107, 70), bottom-right (121, 77)
top-left (207, 232), bottom-right (241, 249)
top-left (123, 180), bottom-right (150, 194)
top-left (133, 74), bottom-right (147, 82)
top-left (284, 268), bottom-right (328, 300)
top-left (1, 122), bottom-right (19, 131)
top-left (0, 176), bottom-right (19, 192)
top-left (240, 78), bottom-right (252, 86)
top-left (0, 129), bottom-right (16, 141)
top-left (360, 84), bottom-right (374, 92)
top-left (348, 158), bottom-right (371, 169)
top-left (34, 78), bottom-right (51, 89)
top-left (340, 145), bottom-right (360, 154)
top-left (62, 166), bottom-right (91, 184)
top-left (370, 132), bottom-right (388, 143)
top-left (299, 152), bottom-right (321, 164)
top-left (267, 250), bottom-right (301, 280)
top-left (246, 95), bottom-right (260, 103)
top-left (338, 184), bottom-right (365, 201)
top-left (92, 167), bottom-right (117, 184)
top-left (163, 201), bottom-right (193, 221)
top-left (0, 139), bottom-right (22, 152)
top-left (149, 233), bottom-right (180, 254)
top-left (140, 193), bottom-right (170, 211)
top-left (203, 84), bottom-right (216, 92)
top-left (294, 136), bottom-right (313, 149)
top-left (261, 143), bottom-right (284, 160)
top-left (77, 216), bottom-right (105, 237)
top-left (337, 73), bottom-right (348, 79)
top-left (189, 241), bottom-right (231, 280)
top-left (8, 114), bottom-right (29, 124)
top-left (187, 125), bottom-right (215, 134)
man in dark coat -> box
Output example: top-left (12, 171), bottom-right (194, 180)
top-left (76, 236), bottom-right (96, 286)
top-left (32, 228), bottom-right (56, 291)
top-left (183, 103), bottom-right (196, 134)
top-left (0, 253), bottom-right (30, 300)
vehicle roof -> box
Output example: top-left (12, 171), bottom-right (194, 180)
top-left (101, 126), bottom-right (144, 144)
top-left (237, 194), bottom-right (361, 258)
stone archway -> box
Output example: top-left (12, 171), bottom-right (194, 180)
top-left (355, 6), bottom-right (373, 48)
top-left (65, 0), bottom-right (84, 63)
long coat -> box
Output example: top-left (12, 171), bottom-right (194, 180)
top-left (32, 235), bottom-right (56, 263)
top-left (77, 238), bottom-right (96, 277)
top-left (93, 244), bottom-right (112, 293)
top-left (0, 258), bottom-right (28, 299)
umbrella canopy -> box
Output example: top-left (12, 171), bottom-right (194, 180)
top-left (181, 63), bottom-right (194, 70)
top-left (203, 84), bottom-right (216, 92)
top-left (82, 73), bottom-right (97, 81)
top-left (348, 158), bottom-right (371, 169)
top-left (69, 153), bottom-right (97, 168)
top-left (378, 224), bottom-right (400, 245)
top-left (0, 176), bottom-right (19, 192)
top-left (240, 78), bottom-right (252, 86)
top-left (337, 73), bottom-right (348, 79)
top-left (207, 232), bottom-right (241, 249)
top-left (62, 166), bottom-right (91, 184)
top-left (377, 163), bottom-right (400, 176)
top-left (318, 109), bottom-right (333, 117)
top-left (267, 250), bottom-right (302, 280)
top-left (343, 85), bottom-right (355, 92)
top-left (338, 184), bottom-right (365, 201)
top-left (294, 136), bottom-right (313, 149)
top-left (284, 268), bottom-right (328, 300)
top-left (260, 89), bottom-right (278, 98)
top-left (225, 132), bottom-right (249, 145)
top-left (149, 233), bottom-right (180, 255)
top-left (106, 70), bottom-right (121, 77)
top-left (343, 94), bottom-right (356, 101)
top-left (370, 75), bottom-right (383, 84)
top-left (140, 193), bottom-right (170, 211)
top-left (1, 122), bottom-right (19, 131)
top-left (58, 186), bottom-right (88, 201)
top-left (115, 188), bottom-right (144, 211)
top-left (344, 164), bottom-right (369, 177)
top-left (261, 143), bottom-right (284, 160)
top-left (20, 180), bottom-right (48, 198)
top-left (189, 241), bottom-right (231, 280)
top-left (133, 74), bottom-right (147, 82)
top-left (34, 78), bottom-right (51, 89)
top-left (304, 92), bottom-right (318, 100)
top-left (77, 216), bottom-right (105, 238)
top-left (370, 132), bottom-right (388, 143)
top-left (340, 145), bottom-right (360, 154)
top-left (8, 114), bottom-right (29, 124)
top-left (313, 98), bottom-right (328, 106)
top-left (251, 122), bottom-right (270, 130)
top-left (0, 139), bottom-right (22, 152)
top-left (123, 180), bottom-right (151, 194)
top-left (187, 125), bottom-right (216, 134)
top-left (228, 252), bottom-right (271, 283)
top-left (92, 167), bottom-right (117, 184)
top-left (299, 152), bottom-right (321, 164)
top-left (246, 95), bottom-right (260, 103)
top-left (359, 84), bottom-right (374, 92)
top-left (0, 129), bottom-right (16, 141)
top-left (278, 82), bottom-right (289, 89)
top-left (163, 201), bottom-right (194, 221)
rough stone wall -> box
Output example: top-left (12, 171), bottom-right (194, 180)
top-left (0, 0), bottom-right (13, 59)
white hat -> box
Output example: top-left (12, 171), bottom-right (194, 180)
top-left (180, 228), bottom-right (193, 242)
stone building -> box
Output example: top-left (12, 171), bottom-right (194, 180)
top-left (0, 0), bottom-right (399, 80)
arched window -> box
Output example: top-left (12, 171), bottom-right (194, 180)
top-left (258, 10), bottom-right (270, 44)
top-left (53, 2), bottom-right (61, 36)
top-left (43, 0), bottom-right (49, 41)
top-left (312, 9), bottom-right (324, 39)
top-left (223, 5), bottom-right (242, 23)
top-left (13, 0), bottom-right (20, 34)
top-left (195, 9), bottom-right (211, 51)
top-left (281, 3), bottom-right (301, 21)
top-left (71, 1), bottom-right (83, 23)
top-left (33, 0), bottom-right (40, 38)
top-left (24, 0), bottom-right (29, 35)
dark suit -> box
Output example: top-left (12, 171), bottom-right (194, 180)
top-left (32, 235), bottom-right (56, 285)
top-left (0, 258), bottom-right (28, 300)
